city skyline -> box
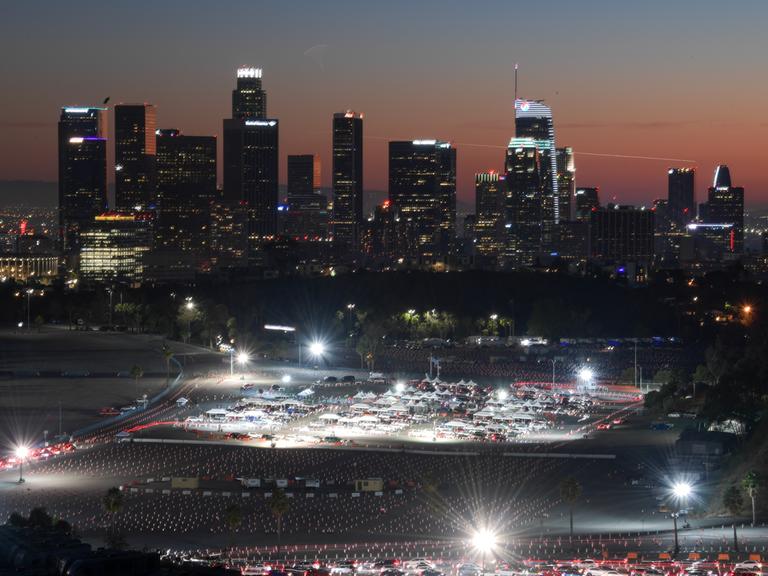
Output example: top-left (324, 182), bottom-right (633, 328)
top-left (1, 0), bottom-right (767, 208)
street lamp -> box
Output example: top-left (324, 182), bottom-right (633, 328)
top-left (15, 446), bottom-right (29, 483)
top-left (25, 288), bottom-right (33, 331)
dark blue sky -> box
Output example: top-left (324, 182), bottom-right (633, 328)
top-left (1, 0), bottom-right (766, 206)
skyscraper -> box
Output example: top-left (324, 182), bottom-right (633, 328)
top-left (515, 99), bottom-right (558, 247)
top-left (556, 147), bottom-right (575, 222)
top-left (154, 129), bottom-right (217, 267)
top-left (667, 168), bottom-right (695, 228)
top-left (286, 154), bottom-right (327, 238)
top-left (504, 139), bottom-right (543, 267)
top-left (389, 140), bottom-right (456, 259)
top-left (114, 104), bottom-right (157, 210)
top-left (589, 205), bottom-right (655, 264)
top-left (574, 187), bottom-right (600, 220)
top-left (474, 171), bottom-right (505, 260)
top-left (223, 68), bottom-right (279, 243)
top-left (288, 154), bottom-right (320, 203)
top-left (703, 165), bottom-right (744, 253)
top-left (232, 67), bottom-right (267, 120)
top-left (58, 107), bottom-right (108, 255)
top-left (331, 111), bottom-right (364, 249)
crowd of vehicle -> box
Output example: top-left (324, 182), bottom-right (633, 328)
top-left (173, 375), bottom-right (635, 447)
top-left (165, 555), bottom-right (765, 576)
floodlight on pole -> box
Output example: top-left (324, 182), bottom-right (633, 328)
top-left (15, 445), bottom-right (29, 483)
top-left (281, 374), bottom-right (292, 384)
top-left (578, 367), bottom-right (594, 382)
top-left (673, 481), bottom-right (692, 499)
top-left (470, 527), bottom-right (498, 572)
top-left (237, 351), bottom-right (250, 365)
top-left (395, 381), bottom-right (406, 394)
top-left (309, 341), bottom-right (325, 358)
top-left (497, 389), bottom-right (508, 401)
top-left (670, 480), bottom-right (694, 557)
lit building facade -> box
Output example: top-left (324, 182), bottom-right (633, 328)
top-left (331, 111), bottom-right (364, 249)
top-left (474, 171), bottom-right (505, 260)
top-left (114, 104), bottom-right (157, 210)
top-left (556, 147), bottom-right (575, 221)
top-left (155, 129), bottom-right (217, 269)
top-left (232, 67), bottom-right (266, 120)
top-left (574, 187), bottom-right (600, 220)
top-left (79, 212), bottom-right (153, 284)
top-left (504, 139), bottom-right (543, 267)
top-left (0, 255), bottom-right (59, 284)
top-left (703, 165), bottom-right (744, 253)
top-left (667, 167), bottom-right (695, 228)
top-left (389, 139), bottom-right (456, 259)
top-left (515, 99), bottom-right (558, 248)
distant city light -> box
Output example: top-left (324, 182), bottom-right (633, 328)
top-left (264, 324), bottom-right (296, 332)
top-left (237, 67), bottom-right (262, 79)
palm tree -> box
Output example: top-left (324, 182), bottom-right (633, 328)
top-left (224, 503), bottom-right (243, 556)
top-left (560, 477), bottom-right (582, 543)
top-left (723, 485), bottom-right (744, 552)
top-left (129, 364), bottom-right (143, 387)
top-left (268, 488), bottom-right (290, 557)
top-left (742, 471), bottom-right (759, 527)
top-left (103, 486), bottom-right (125, 549)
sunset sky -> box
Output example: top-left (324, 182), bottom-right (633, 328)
top-left (1, 0), bottom-right (767, 208)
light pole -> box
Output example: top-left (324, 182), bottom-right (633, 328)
top-left (346, 303), bottom-right (356, 343)
top-left (671, 481), bottom-right (692, 557)
top-left (237, 351), bottom-right (249, 376)
top-left (471, 527), bottom-right (497, 574)
top-left (184, 298), bottom-right (195, 343)
top-left (550, 358), bottom-right (558, 387)
top-left (26, 288), bottom-right (33, 331)
top-left (308, 341), bottom-right (325, 368)
top-left (107, 287), bottom-right (113, 326)
top-left (15, 446), bottom-right (28, 483)
top-left (577, 366), bottom-right (594, 389)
